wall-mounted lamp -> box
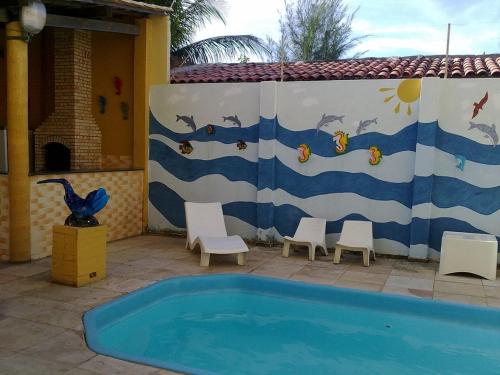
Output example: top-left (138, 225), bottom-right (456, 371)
top-left (7, 0), bottom-right (46, 42)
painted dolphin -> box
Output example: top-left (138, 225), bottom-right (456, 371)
top-left (454, 154), bottom-right (466, 171)
top-left (176, 115), bottom-right (197, 132)
top-left (356, 118), bottom-right (378, 135)
top-left (316, 114), bottom-right (344, 134)
top-left (223, 115), bottom-right (242, 127)
top-left (468, 121), bottom-right (498, 147)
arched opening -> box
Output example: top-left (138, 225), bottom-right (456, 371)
top-left (44, 142), bottom-right (70, 171)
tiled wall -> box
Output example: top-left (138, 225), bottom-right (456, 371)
top-left (30, 170), bottom-right (143, 259)
top-left (0, 175), bottom-right (8, 261)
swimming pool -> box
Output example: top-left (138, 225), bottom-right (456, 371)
top-left (84, 274), bottom-right (500, 374)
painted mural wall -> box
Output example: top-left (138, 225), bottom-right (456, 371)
top-left (149, 77), bottom-right (499, 260)
top-left (149, 83), bottom-right (261, 239)
top-left (412, 78), bottom-right (500, 260)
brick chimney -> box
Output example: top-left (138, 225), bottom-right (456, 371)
top-left (35, 29), bottom-right (102, 171)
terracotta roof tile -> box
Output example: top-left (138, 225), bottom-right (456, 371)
top-left (171, 54), bottom-right (500, 84)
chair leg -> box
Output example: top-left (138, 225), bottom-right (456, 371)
top-left (282, 240), bottom-right (291, 258)
top-left (321, 246), bottom-right (329, 256)
top-left (333, 246), bottom-right (342, 264)
top-left (362, 249), bottom-right (370, 267)
top-left (200, 252), bottom-right (210, 267)
top-left (308, 244), bottom-right (315, 261)
top-left (237, 252), bottom-right (246, 266)
top-left (185, 239), bottom-right (190, 250)
top-left (371, 250), bottom-right (376, 261)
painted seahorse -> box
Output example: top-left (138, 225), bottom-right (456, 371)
top-left (297, 144), bottom-right (311, 163)
top-left (368, 146), bottom-right (382, 165)
top-left (333, 131), bottom-right (349, 154)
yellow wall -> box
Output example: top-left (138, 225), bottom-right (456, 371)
top-left (0, 26), bottom-right (6, 128)
top-left (92, 31), bottom-right (135, 161)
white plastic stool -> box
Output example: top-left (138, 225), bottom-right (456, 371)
top-left (439, 231), bottom-right (498, 280)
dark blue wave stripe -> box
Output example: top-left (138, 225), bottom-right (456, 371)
top-left (432, 176), bottom-right (500, 215)
top-left (418, 121), bottom-right (500, 165)
top-left (260, 157), bottom-right (414, 207)
top-left (150, 139), bottom-right (258, 186)
top-left (149, 182), bottom-right (411, 247)
top-left (150, 112), bottom-right (259, 144)
top-left (424, 217), bottom-right (500, 252)
top-left (272, 116), bottom-right (418, 157)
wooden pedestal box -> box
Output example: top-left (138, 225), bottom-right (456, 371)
top-left (52, 225), bottom-right (107, 287)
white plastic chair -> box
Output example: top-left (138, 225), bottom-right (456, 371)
top-left (184, 202), bottom-right (249, 267)
top-left (333, 220), bottom-right (375, 266)
top-left (282, 218), bottom-right (328, 261)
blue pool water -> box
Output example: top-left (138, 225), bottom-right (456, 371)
top-left (84, 274), bottom-right (500, 374)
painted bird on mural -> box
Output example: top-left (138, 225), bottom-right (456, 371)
top-left (37, 178), bottom-right (109, 219)
top-left (471, 92), bottom-right (488, 119)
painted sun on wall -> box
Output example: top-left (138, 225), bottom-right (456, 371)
top-left (379, 79), bottom-right (421, 115)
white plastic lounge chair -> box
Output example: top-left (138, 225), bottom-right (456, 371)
top-left (333, 220), bottom-right (375, 266)
top-left (184, 202), bottom-right (249, 267)
top-left (282, 218), bottom-right (328, 261)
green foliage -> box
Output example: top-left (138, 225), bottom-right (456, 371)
top-left (268, 0), bottom-right (366, 62)
top-left (142, 0), bottom-right (268, 66)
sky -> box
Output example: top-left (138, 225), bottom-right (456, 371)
top-left (194, 0), bottom-right (500, 61)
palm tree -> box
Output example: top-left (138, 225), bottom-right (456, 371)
top-left (143, 0), bottom-right (268, 66)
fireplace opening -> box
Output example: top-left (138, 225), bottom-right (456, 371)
top-left (44, 142), bottom-right (70, 171)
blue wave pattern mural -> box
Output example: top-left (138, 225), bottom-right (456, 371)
top-left (410, 121), bottom-right (500, 254)
top-left (149, 111), bottom-right (421, 254)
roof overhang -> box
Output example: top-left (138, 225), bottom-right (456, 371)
top-left (68, 0), bottom-right (172, 15)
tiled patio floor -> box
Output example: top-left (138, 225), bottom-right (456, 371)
top-left (1, 234), bottom-right (500, 374)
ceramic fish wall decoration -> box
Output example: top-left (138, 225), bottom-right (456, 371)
top-left (316, 114), bottom-right (344, 134)
top-left (356, 118), bottom-right (378, 135)
top-left (333, 131), bottom-right (349, 154)
top-left (36, 178), bottom-right (109, 227)
top-left (206, 125), bottom-right (215, 135)
top-left (471, 92), bottom-right (488, 119)
top-left (297, 144), bottom-right (311, 163)
top-left (98, 96), bottom-right (106, 114)
top-left (120, 102), bottom-right (129, 120)
top-left (455, 154), bottom-right (466, 171)
top-left (179, 141), bottom-right (193, 154)
top-left (113, 76), bottom-right (123, 95)
top-left (223, 115), bottom-right (242, 127)
top-left (176, 115), bottom-right (197, 132)
top-left (368, 146), bottom-right (382, 165)
top-left (468, 121), bottom-right (498, 147)
top-left (236, 140), bottom-right (247, 150)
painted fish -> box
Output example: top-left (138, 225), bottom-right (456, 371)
top-left (316, 114), bottom-right (345, 134)
top-left (468, 121), bottom-right (498, 147)
top-left (206, 125), bottom-right (215, 135)
top-left (368, 146), bottom-right (382, 165)
top-left (455, 154), bottom-right (466, 171)
top-left (236, 140), bottom-right (247, 150)
top-left (176, 115), bottom-right (197, 132)
top-left (356, 118), bottom-right (378, 135)
top-left (297, 144), bottom-right (311, 163)
top-left (179, 141), bottom-right (193, 154)
top-left (223, 115), bottom-right (242, 127)
top-left (333, 131), bottom-right (349, 154)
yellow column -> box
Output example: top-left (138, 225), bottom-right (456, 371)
top-left (6, 22), bottom-right (31, 262)
top-left (134, 15), bottom-right (170, 231)
top-left (134, 18), bottom-right (152, 231)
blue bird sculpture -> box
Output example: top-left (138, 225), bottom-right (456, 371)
top-left (37, 178), bottom-right (109, 226)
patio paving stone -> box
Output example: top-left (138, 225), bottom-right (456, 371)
top-left (434, 281), bottom-right (486, 297)
top-left (385, 275), bottom-right (434, 291)
top-left (78, 355), bottom-right (162, 375)
top-left (434, 273), bottom-right (483, 285)
top-left (333, 279), bottom-right (383, 292)
top-left (24, 307), bottom-right (84, 331)
top-left (338, 270), bottom-right (389, 285)
top-left (382, 285), bottom-right (433, 298)
top-left (0, 351), bottom-right (73, 374)
top-left (0, 317), bottom-right (65, 352)
top-left (20, 330), bottom-right (95, 366)
top-left (483, 286), bottom-right (500, 299)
